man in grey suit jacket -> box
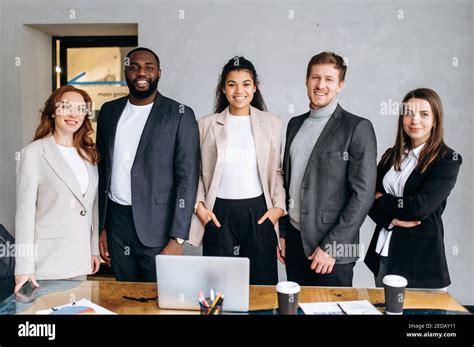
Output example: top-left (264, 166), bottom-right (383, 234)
top-left (96, 47), bottom-right (200, 282)
top-left (279, 52), bottom-right (376, 286)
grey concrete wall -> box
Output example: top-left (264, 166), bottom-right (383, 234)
top-left (0, 0), bottom-right (472, 304)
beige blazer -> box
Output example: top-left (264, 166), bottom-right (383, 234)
top-left (14, 135), bottom-right (99, 280)
top-left (188, 106), bottom-right (286, 246)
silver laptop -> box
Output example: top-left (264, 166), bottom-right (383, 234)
top-left (156, 255), bottom-right (249, 312)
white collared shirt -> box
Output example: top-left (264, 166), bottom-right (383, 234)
top-left (375, 143), bottom-right (426, 256)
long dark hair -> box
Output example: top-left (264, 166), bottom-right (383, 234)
top-left (381, 88), bottom-right (447, 173)
top-left (34, 85), bottom-right (99, 164)
top-left (214, 56), bottom-right (267, 113)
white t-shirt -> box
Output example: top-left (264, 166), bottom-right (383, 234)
top-left (109, 100), bottom-right (154, 205)
top-left (217, 114), bottom-right (263, 199)
top-left (56, 144), bottom-right (89, 195)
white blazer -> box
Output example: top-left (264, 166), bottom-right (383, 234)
top-left (14, 135), bottom-right (99, 279)
top-left (188, 106), bottom-right (286, 246)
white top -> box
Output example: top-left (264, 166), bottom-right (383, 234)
top-left (375, 143), bottom-right (426, 256)
top-left (109, 100), bottom-right (154, 205)
top-left (56, 144), bottom-right (89, 195)
top-left (217, 114), bottom-right (263, 199)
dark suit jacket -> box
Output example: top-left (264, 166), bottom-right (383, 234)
top-left (281, 104), bottom-right (377, 263)
top-left (364, 146), bottom-right (462, 288)
top-left (96, 92), bottom-right (200, 247)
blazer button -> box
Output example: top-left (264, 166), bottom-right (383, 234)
top-left (80, 210), bottom-right (87, 216)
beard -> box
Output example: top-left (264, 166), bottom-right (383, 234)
top-left (126, 76), bottom-right (159, 99)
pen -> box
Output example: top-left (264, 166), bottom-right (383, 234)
top-left (210, 292), bottom-right (222, 308)
top-left (198, 291), bottom-right (209, 307)
top-left (337, 303), bottom-right (347, 315)
top-left (210, 288), bottom-right (215, 301)
top-left (209, 292), bottom-right (222, 315)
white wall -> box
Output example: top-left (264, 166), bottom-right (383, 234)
top-left (0, 0), bottom-right (472, 304)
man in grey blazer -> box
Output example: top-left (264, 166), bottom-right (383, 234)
top-left (279, 52), bottom-right (377, 286)
top-left (96, 47), bottom-right (200, 282)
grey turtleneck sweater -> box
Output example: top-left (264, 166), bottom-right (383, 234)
top-left (289, 98), bottom-right (338, 231)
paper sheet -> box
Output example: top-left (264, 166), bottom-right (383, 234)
top-left (337, 300), bottom-right (382, 315)
top-left (36, 298), bottom-right (116, 315)
top-left (299, 302), bottom-right (345, 315)
top-left (299, 300), bottom-right (382, 315)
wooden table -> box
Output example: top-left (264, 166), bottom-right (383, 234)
top-left (8, 280), bottom-right (467, 314)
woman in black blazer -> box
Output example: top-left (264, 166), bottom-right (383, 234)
top-left (364, 88), bottom-right (462, 289)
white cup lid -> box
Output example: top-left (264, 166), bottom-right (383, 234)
top-left (276, 281), bottom-right (301, 294)
top-left (383, 275), bottom-right (408, 287)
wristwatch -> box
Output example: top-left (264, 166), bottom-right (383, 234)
top-left (174, 237), bottom-right (185, 245)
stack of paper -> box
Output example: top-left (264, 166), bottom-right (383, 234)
top-left (299, 300), bottom-right (382, 315)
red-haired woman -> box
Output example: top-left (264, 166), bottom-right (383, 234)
top-left (14, 85), bottom-right (100, 292)
top-left (365, 88), bottom-right (462, 289)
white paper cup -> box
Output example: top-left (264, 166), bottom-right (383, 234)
top-left (276, 281), bottom-right (301, 315)
top-left (383, 275), bottom-right (408, 315)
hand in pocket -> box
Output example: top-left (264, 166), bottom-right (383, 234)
top-left (257, 207), bottom-right (284, 225)
top-left (196, 202), bottom-right (221, 228)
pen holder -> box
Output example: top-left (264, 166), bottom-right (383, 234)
top-left (200, 298), bottom-right (223, 315)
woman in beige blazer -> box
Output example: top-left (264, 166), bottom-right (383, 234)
top-left (14, 85), bottom-right (100, 293)
top-left (189, 56), bottom-right (287, 284)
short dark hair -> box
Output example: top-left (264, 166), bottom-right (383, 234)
top-left (126, 47), bottom-right (160, 67)
top-left (306, 51), bottom-right (346, 81)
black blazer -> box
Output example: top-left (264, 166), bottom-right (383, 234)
top-left (364, 146), bottom-right (462, 288)
top-left (280, 104), bottom-right (377, 263)
top-left (96, 93), bottom-right (200, 247)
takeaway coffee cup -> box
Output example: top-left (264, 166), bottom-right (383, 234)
top-left (276, 281), bottom-right (301, 315)
top-left (383, 275), bottom-right (408, 315)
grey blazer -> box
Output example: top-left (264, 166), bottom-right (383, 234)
top-left (281, 104), bottom-right (377, 263)
top-left (96, 93), bottom-right (200, 247)
top-left (14, 135), bottom-right (99, 279)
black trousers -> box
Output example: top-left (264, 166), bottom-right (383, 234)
top-left (105, 199), bottom-right (165, 282)
top-left (374, 255), bottom-right (389, 288)
top-left (202, 194), bottom-right (278, 285)
top-left (285, 222), bottom-right (355, 287)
